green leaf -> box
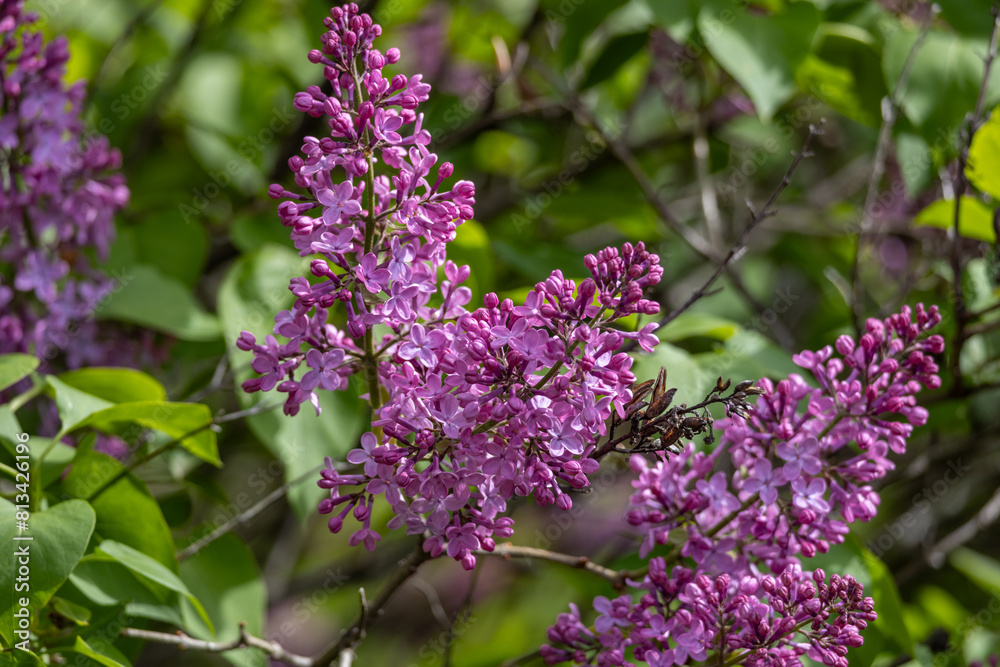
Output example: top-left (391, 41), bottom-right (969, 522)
top-left (644, 0), bottom-right (697, 42)
top-left (950, 548), bottom-right (1000, 595)
top-left (99, 264), bottom-right (222, 341)
top-left (0, 650), bottom-right (46, 667)
top-left (46, 376), bottom-right (114, 436)
top-left (28, 436), bottom-right (78, 489)
top-left (97, 541), bottom-right (213, 634)
top-left (884, 29), bottom-right (1000, 141)
top-left (657, 312), bottom-right (740, 343)
top-left (631, 340), bottom-right (710, 399)
top-left (69, 556), bottom-right (186, 627)
top-left (935, 0), bottom-right (998, 38)
top-left (62, 449), bottom-right (177, 571)
top-left (449, 219), bottom-right (495, 298)
top-left (967, 107), bottom-right (1000, 200)
top-left (66, 636), bottom-right (128, 667)
top-left (50, 596), bottom-right (93, 625)
top-left (581, 32), bottom-right (649, 89)
top-left (179, 535), bottom-right (267, 667)
top-left (472, 130), bottom-right (538, 176)
top-left (0, 499), bottom-right (96, 646)
top-left (698, 2), bottom-right (821, 121)
top-left (218, 246), bottom-right (366, 520)
top-left (0, 354), bottom-right (38, 392)
top-left (57, 368), bottom-right (167, 404)
top-left (132, 211), bottom-right (210, 288)
top-left (77, 401), bottom-right (220, 467)
top-left (915, 197), bottom-right (997, 242)
top-left (0, 406), bottom-right (23, 456)
top-left (549, 0), bottom-right (630, 65)
top-left (796, 54), bottom-right (877, 127)
top-left (811, 24), bottom-right (886, 128)
top-left (695, 329), bottom-right (800, 387)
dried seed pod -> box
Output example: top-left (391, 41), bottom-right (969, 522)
top-left (682, 416), bottom-right (707, 430)
top-left (733, 380), bottom-right (755, 394)
top-left (650, 366), bottom-right (667, 403)
top-left (716, 377), bottom-right (731, 392)
top-left (646, 387), bottom-right (676, 418)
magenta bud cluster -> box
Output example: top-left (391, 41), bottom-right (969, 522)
top-left (542, 304), bottom-right (944, 665)
top-left (0, 0), bottom-right (131, 368)
top-left (240, 3), bottom-right (666, 569)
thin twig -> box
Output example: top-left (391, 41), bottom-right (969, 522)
top-left (625, 123), bottom-right (823, 347)
top-left (186, 354), bottom-right (231, 402)
top-left (120, 622), bottom-right (312, 667)
top-left (537, 59), bottom-right (797, 350)
top-left (87, 401), bottom-right (281, 502)
top-left (443, 566), bottom-right (481, 667)
top-left (311, 541), bottom-right (432, 666)
top-left (176, 464), bottom-right (322, 561)
top-left (851, 8), bottom-right (936, 334)
top-left (949, 6), bottom-right (1000, 394)
top-left (475, 543), bottom-right (627, 587)
top-left (411, 576), bottom-right (451, 628)
top-left (897, 485), bottom-right (1000, 584)
top-left (532, 59), bottom-right (715, 259)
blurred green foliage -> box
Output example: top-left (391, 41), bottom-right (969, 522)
top-left (3, 0), bottom-right (1000, 665)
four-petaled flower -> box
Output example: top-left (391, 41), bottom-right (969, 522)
top-left (318, 181), bottom-right (362, 225)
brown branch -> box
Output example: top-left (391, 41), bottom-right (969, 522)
top-left (949, 5), bottom-right (1000, 394)
top-left (177, 464), bottom-right (322, 561)
top-left (120, 622), bottom-right (312, 667)
top-left (476, 543), bottom-right (629, 588)
top-left (311, 541), bottom-right (432, 666)
top-left (851, 8), bottom-right (937, 335)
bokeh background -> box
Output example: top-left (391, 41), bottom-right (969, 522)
top-left (19, 0), bottom-right (1000, 664)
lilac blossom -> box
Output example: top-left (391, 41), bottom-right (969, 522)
top-left (543, 304), bottom-right (943, 665)
top-left (0, 0), bottom-right (136, 369)
top-left (241, 3), bottom-right (664, 569)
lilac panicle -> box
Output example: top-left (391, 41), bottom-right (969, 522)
top-left (240, 3), bottom-right (664, 568)
top-left (0, 0), bottom-right (132, 368)
top-left (543, 304), bottom-right (944, 666)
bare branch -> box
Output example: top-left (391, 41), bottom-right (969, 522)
top-left (897, 485), bottom-right (1000, 584)
top-left (311, 542), bottom-right (432, 666)
top-left (625, 123), bottom-right (824, 348)
top-left (120, 622), bottom-right (312, 667)
top-left (177, 464), bottom-right (322, 561)
top-left (476, 543), bottom-right (627, 587)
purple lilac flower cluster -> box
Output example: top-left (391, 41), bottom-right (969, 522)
top-left (0, 0), bottom-right (131, 368)
top-left (240, 3), bottom-right (663, 569)
top-left (542, 304), bottom-right (944, 666)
